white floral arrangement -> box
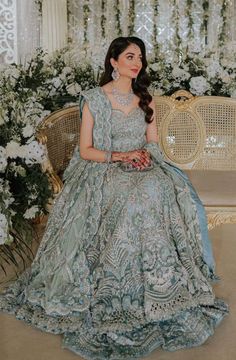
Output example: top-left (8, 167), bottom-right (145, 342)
top-left (148, 51), bottom-right (236, 97)
top-left (0, 78), bottom-right (50, 247)
top-left (0, 48), bottom-right (97, 273)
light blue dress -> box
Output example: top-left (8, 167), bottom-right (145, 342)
top-left (0, 87), bottom-right (229, 359)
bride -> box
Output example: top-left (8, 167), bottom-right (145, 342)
top-left (0, 36), bottom-right (229, 360)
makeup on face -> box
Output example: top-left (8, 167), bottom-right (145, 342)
top-left (117, 45), bottom-right (143, 77)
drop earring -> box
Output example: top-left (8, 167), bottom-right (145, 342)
top-left (112, 67), bottom-right (120, 81)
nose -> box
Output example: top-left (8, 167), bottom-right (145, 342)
top-left (135, 58), bottom-right (142, 67)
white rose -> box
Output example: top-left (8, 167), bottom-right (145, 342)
top-left (0, 227), bottom-right (8, 245)
top-left (153, 88), bottom-right (164, 96)
top-left (5, 141), bottom-right (27, 159)
top-left (5, 141), bottom-right (20, 158)
top-left (0, 213), bottom-right (7, 228)
top-left (22, 124), bottom-right (34, 138)
top-left (23, 205), bottom-right (39, 219)
top-left (0, 213), bottom-right (9, 245)
top-left (49, 87), bottom-right (57, 97)
top-left (206, 60), bottom-right (222, 78)
top-left (62, 66), bottom-right (73, 75)
top-left (172, 67), bottom-right (190, 80)
top-left (60, 66), bottom-right (74, 81)
top-left (220, 70), bottom-right (231, 84)
top-left (189, 76), bottom-right (210, 95)
top-left (24, 141), bottom-right (46, 164)
top-left (221, 59), bottom-right (236, 69)
top-left (0, 146), bottom-right (7, 172)
top-left (66, 82), bottom-right (81, 96)
top-left (15, 165), bottom-right (26, 177)
top-left (52, 77), bottom-right (62, 89)
top-left (4, 67), bottom-right (21, 87)
top-left (149, 63), bottom-right (160, 72)
top-left (4, 195), bottom-right (14, 208)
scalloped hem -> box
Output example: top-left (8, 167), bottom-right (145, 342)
top-left (61, 299), bottom-right (229, 360)
top-left (0, 294), bottom-right (229, 360)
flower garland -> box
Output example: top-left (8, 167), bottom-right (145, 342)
top-left (218, 0), bottom-right (230, 51)
top-left (35, 0), bottom-right (42, 13)
top-left (152, 0), bottom-right (159, 58)
top-left (173, 0), bottom-right (182, 51)
top-left (186, 0), bottom-right (194, 40)
top-left (35, 0), bottom-right (235, 66)
top-left (201, 0), bottom-right (209, 45)
top-left (115, 0), bottom-right (122, 36)
top-left (83, 0), bottom-right (90, 46)
top-left (128, 0), bottom-right (135, 36)
top-left (101, 0), bottom-right (106, 39)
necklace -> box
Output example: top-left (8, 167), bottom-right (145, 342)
top-left (111, 83), bottom-right (134, 106)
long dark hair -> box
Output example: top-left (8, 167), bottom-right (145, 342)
top-left (99, 36), bottom-right (153, 124)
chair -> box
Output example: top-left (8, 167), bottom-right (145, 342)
top-left (37, 90), bottom-right (236, 229)
top-left (154, 90), bottom-right (236, 229)
top-left (37, 106), bottom-right (80, 193)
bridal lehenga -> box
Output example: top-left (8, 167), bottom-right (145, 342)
top-left (0, 87), bottom-right (229, 360)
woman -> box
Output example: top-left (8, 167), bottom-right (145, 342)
top-left (0, 36), bottom-right (229, 359)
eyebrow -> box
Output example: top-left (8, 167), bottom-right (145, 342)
top-left (125, 52), bottom-right (142, 57)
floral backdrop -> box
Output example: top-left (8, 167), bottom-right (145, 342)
top-left (66, 0), bottom-right (236, 69)
top-left (0, 0), bottom-right (236, 274)
top-left (0, 49), bottom-right (97, 274)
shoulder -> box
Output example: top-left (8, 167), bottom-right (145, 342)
top-left (80, 86), bottom-right (101, 98)
top-left (79, 87), bottom-right (103, 110)
top-left (79, 87), bottom-right (101, 118)
top-left (79, 86), bottom-right (109, 120)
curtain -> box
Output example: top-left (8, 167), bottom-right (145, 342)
top-left (16, 0), bottom-right (41, 64)
top-left (42, 0), bottom-right (67, 53)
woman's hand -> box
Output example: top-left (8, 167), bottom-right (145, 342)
top-left (122, 149), bottom-right (151, 170)
top-left (111, 149), bottom-right (151, 169)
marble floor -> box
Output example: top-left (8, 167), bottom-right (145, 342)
top-left (0, 223), bottom-right (235, 360)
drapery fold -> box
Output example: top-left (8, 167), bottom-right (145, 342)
top-left (42, 0), bottom-right (67, 53)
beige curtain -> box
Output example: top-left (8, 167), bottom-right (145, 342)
top-left (42, 0), bottom-right (67, 53)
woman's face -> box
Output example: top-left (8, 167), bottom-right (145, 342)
top-left (111, 43), bottom-right (143, 79)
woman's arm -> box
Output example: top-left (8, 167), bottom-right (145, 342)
top-left (79, 102), bottom-right (126, 162)
top-left (145, 99), bottom-right (159, 143)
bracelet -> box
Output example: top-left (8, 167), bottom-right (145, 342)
top-left (105, 150), bottom-right (112, 163)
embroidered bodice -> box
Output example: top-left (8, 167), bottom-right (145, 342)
top-left (110, 108), bottom-right (147, 152)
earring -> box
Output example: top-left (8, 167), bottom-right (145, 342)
top-left (112, 67), bottom-right (120, 81)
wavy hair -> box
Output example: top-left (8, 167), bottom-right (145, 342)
top-left (99, 36), bottom-right (153, 124)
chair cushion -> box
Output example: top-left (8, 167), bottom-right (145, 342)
top-left (184, 170), bottom-right (236, 207)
